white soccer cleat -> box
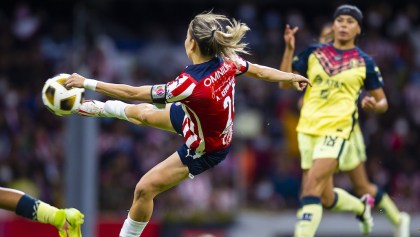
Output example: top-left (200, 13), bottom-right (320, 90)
top-left (357, 194), bottom-right (375, 235)
top-left (78, 100), bottom-right (107, 117)
top-left (394, 212), bottom-right (410, 237)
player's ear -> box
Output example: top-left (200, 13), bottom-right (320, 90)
top-left (191, 39), bottom-right (199, 52)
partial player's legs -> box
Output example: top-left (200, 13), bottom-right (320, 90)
top-left (78, 100), bottom-right (176, 132)
top-left (347, 163), bottom-right (410, 237)
top-left (0, 187), bottom-right (84, 237)
top-left (295, 158), bottom-right (337, 237)
top-left (119, 152), bottom-right (189, 237)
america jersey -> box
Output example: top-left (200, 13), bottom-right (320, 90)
top-left (292, 43), bottom-right (383, 139)
top-left (165, 56), bottom-right (248, 154)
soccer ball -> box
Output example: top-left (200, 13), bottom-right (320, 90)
top-left (42, 73), bottom-right (84, 116)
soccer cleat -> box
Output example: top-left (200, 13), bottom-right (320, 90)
top-left (78, 100), bottom-right (107, 117)
top-left (65, 208), bottom-right (85, 237)
top-left (356, 194), bottom-right (375, 235)
top-left (51, 209), bottom-right (67, 237)
top-left (394, 212), bottom-right (410, 237)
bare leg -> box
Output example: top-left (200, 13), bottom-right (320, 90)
top-left (0, 187), bottom-right (24, 211)
top-left (124, 103), bottom-right (175, 132)
top-left (346, 163), bottom-right (377, 197)
top-left (301, 158), bottom-right (337, 197)
top-left (119, 152), bottom-right (189, 237)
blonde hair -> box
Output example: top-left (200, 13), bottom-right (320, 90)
top-left (188, 11), bottom-right (250, 59)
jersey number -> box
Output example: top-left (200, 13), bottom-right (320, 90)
top-left (221, 95), bottom-right (234, 145)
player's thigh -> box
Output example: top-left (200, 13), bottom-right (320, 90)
top-left (125, 103), bottom-right (175, 132)
top-left (297, 133), bottom-right (315, 170)
top-left (302, 158), bottom-right (337, 196)
top-left (138, 152), bottom-right (189, 196)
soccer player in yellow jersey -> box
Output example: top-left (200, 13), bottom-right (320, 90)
top-left (279, 5), bottom-right (410, 237)
top-left (0, 187), bottom-right (84, 237)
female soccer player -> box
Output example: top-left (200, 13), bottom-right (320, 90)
top-left (279, 5), bottom-right (410, 237)
top-left (0, 187), bottom-right (84, 237)
top-left (65, 11), bottom-right (310, 237)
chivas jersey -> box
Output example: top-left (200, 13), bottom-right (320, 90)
top-left (166, 56), bottom-right (248, 154)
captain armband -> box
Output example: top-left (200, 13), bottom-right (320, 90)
top-left (151, 84), bottom-right (167, 104)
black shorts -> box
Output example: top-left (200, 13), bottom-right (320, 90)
top-left (177, 144), bottom-right (231, 177)
top-left (169, 102), bottom-right (184, 135)
top-left (170, 103), bottom-right (231, 177)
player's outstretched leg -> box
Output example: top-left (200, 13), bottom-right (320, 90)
top-left (78, 100), bottom-right (117, 118)
top-left (78, 100), bottom-right (133, 121)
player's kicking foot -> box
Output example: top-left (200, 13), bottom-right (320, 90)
top-left (65, 208), bottom-right (85, 237)
top-left (52, 208), bottom-right (84, 237)
top-left (357, 194), bottom-right (375, 235)
top-left (394, 212), bottom-right (410, 237)
top-left (78, 100), bottom-right (107, 117)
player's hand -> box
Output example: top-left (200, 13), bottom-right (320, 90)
top-left (291, 74), bottom-right (311, 91)
top-left (65, 73), bottom-right (86, 88)
top-left (284, 24), bottom-right (299, 50)
top-left (361, 96), bottom-right (377, 112)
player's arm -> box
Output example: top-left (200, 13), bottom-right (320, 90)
top-left (245, 63), bottom-right (311, 91)
top-left (65, 73), bottom-right (153, 102)
top-left (279, 24), bottom-right (299, 89)
top-left (361, 88), bottom-right (388, 113)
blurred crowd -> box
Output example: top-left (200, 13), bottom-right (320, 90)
top-left (0, 0), bottom-right (419, 223)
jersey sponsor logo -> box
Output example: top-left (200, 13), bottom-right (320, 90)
top-left (203, 63), bottom-right (232, 87)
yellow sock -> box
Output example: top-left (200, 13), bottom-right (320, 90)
top-left (36, 202), bottom-right (65, 228)
top-left (330, 188), bottom-right (364, 215)
top-left (377, 193), bottom-right (400, 226)
top-left (295, 197), bottom-right (322, 237)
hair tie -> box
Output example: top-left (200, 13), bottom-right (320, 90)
top-left (211, 29), bottom-right (216, 38)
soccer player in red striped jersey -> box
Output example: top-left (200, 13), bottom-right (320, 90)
top-left (65, 11), bottom-right (310, 237)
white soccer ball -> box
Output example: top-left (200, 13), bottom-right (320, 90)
top-left (42, 73), bottom-right (85, 116)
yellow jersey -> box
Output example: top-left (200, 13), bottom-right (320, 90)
top-left (292, 43), bottom-right (383, 139)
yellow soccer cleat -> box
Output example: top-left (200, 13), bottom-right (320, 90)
top-left (50, 209), bottom-right (67, 237)
top-left (65, 208), bottom-right (85, 237)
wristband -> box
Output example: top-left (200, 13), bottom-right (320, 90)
top-left (83, 79), bottom-right (98, 91)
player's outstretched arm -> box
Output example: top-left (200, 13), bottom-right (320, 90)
top-left (245, 63), bottom-right (311, 91)
top-left (65, 73), bottom-right (153, 102)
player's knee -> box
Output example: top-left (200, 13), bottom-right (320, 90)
top-left (302, 174), bottom-right (329, 195)
top-left (125, 104), bottom-right (153, 125)
top-left (133, 180), bottom-right (156, 201)
top-left (133, 104), bottom-right (155, 124)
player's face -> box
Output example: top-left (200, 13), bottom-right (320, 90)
top-left (333, 15), bottom-right (361, 43)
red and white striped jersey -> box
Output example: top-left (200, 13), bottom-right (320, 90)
top-left (166, 56), bottom-right (248, 154)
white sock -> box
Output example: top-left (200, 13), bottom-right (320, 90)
top-left (119, 215), bottom-right (148, 237)
top-left (104, 100), bottom-right (129, 120)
